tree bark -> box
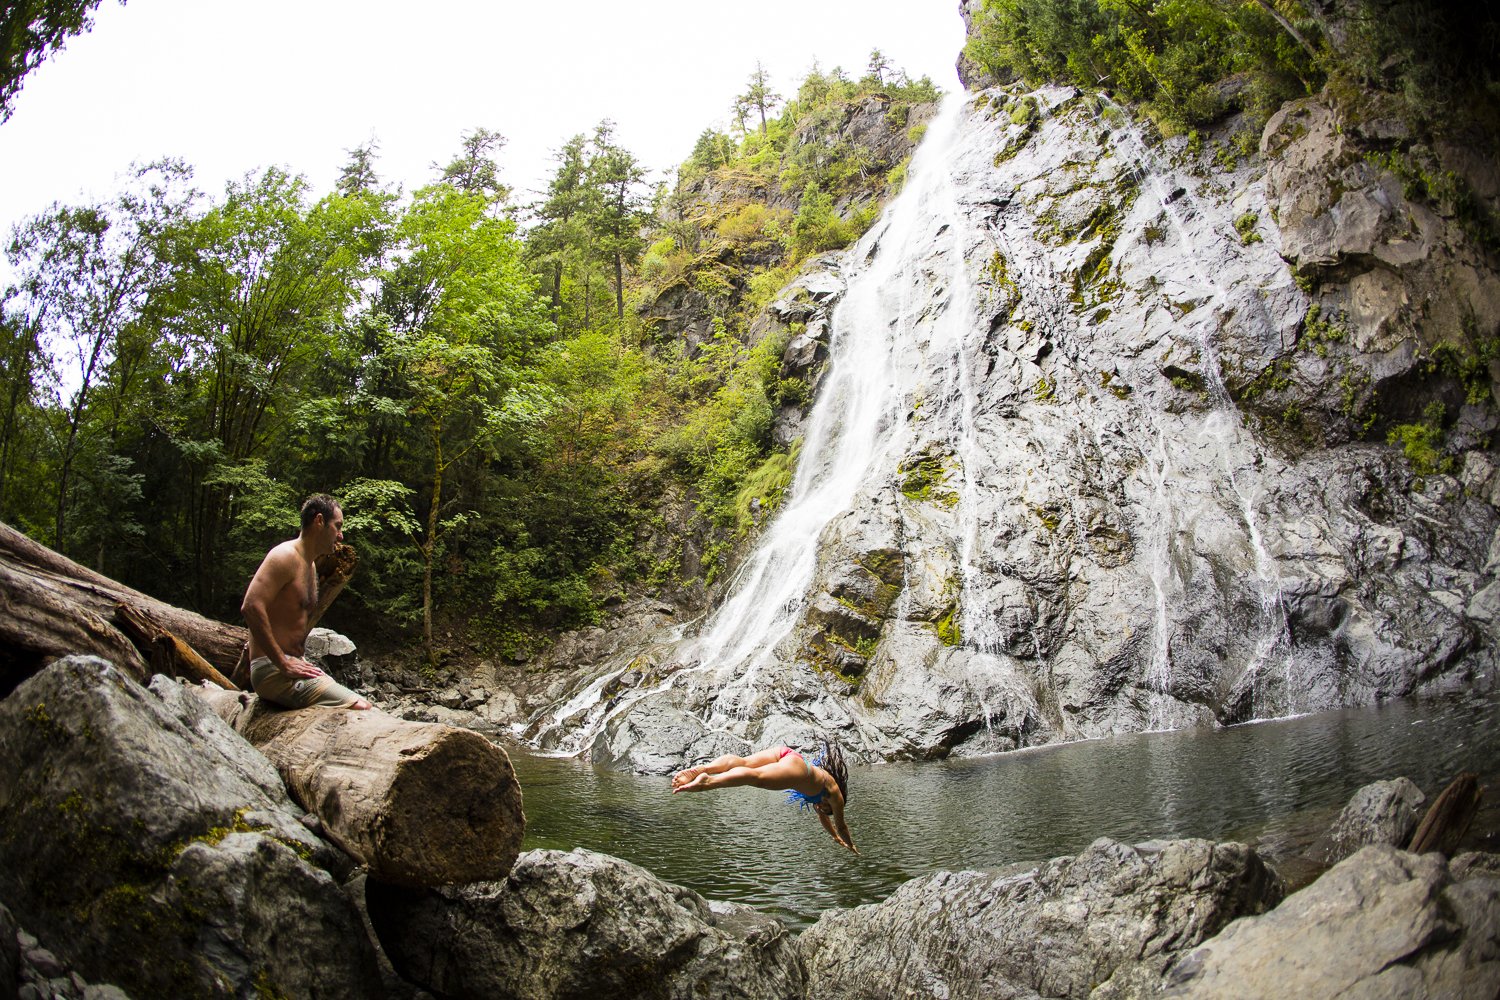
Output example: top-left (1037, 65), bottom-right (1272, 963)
top-left (114, 604), bottom-right (236, 690)
top-left (192, 688), bottom-right (526, 887)
top-left (1407, 772), bottom-right (1482, 855)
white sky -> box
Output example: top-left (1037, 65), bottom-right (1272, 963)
top-left (0, 0), bottom-right (967, 244)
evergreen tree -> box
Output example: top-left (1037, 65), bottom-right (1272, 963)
top-left (436, 126), bottom-right (509, 205)
top-left (737, 61), bottom-right (781, 135)
top-left (584, 121), bottom-right (649, 326)
top-left (336, 140), bottom-right (382, 197)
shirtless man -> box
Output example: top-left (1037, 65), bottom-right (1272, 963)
top-left (240, 494), bottom-right (371, 710)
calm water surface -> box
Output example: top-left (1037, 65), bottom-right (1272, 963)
top-left (507, 692), bottom-right (1500, 928)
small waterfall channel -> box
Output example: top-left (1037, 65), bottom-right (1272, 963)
top-left (1101, 107), bottom-right (1303, 725)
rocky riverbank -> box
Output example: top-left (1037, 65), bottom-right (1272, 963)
top-left (2, 656), bottom-right (1496, 999)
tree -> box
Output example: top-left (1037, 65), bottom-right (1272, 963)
top-left (336, 140), bottom-right (383, 196)
top-left (528, 134), bottom-right (591, 323)
top-left (161, 166), bottom-right (387, 608)
top-left (867, 48), bottom-right (892, 84)
top-left (584, 121), bottom-right (649, 326)
top-left (0, 295), bottom-right (52, 527)
top-left (374, 184), bottom-right (554, 663)
top-left (0, 0), bottom-right (119, 122)
top-left (436, 126), bottom-right (509, 205)
top-left (5, 159), bottom-right (193, 555)
top-left (737, 61), bottom-right (781, 135)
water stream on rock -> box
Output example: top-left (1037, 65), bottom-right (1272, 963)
top-left (1101, 107), bottom-right (1302, 724)
top-left (511, 691), bottom-right (1500, 929)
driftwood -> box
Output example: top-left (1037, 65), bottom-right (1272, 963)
top-left (1407, 772), bottom-right (1482, 855)
top-left (114, 604), bottom-right (236, 690)
top-left (193, 687), bottom-right (526, 887)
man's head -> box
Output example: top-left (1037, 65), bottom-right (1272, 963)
top-left (299, 494), bottom-right (344, 556)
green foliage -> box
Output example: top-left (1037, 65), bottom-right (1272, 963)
top-left (1234, 211), bottom-right (1262, 244)
top-left (1300, 303), bottom-right (1348, 357)
top-left (0, 0), bottom-right (117, 122)
top-left (1387, 401), bottom-right (1454, 476)
top-left (965, 0), bottom-right (1320, 132)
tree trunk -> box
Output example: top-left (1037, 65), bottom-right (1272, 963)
top-left (192, 688), bottom-right (526, 887)
top-left (1407, 772), bottom-right (1482, 855)
top-left (422, 438), bottom-right (443, 668)
top-left (114, 603), bottom-right (236, 690)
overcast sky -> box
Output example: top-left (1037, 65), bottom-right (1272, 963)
top-left (1, 0), bottom-right (967, 244)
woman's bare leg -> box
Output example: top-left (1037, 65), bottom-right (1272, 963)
top-left (672, 747), bottom-right (784, 789)
top-left (673, 751), bottom-right (806, 793)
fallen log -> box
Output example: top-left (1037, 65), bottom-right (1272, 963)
top-left (192, 687), bottom-right (526, 887)
top-left (1407, 772), bottom-right (1481, 855)
top-left (0, 522), bottom-right (359, 694)
top-left (0, 521), bottom-right (246, 679)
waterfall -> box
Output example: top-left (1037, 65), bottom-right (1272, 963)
top-left (1104, 110), bottom-right (1303, 722)
top-left (687, 94), bottom-right (973, 679)
top-left (530, 83), bottom-right (1330, 762)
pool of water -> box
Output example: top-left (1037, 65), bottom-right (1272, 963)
top-left (506, 691), bottom-right (1500, 928)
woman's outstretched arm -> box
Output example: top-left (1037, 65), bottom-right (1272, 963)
top-left (824, 803), bottom-right (858, 854)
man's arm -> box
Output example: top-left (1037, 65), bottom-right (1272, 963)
top-left (240, 548), bottom-right (322, 679)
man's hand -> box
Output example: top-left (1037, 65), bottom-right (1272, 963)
top-left (280, 656), bottom-right (324, 680)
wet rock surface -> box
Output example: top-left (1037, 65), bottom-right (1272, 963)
top-left (1321, 775), bottom-right (1427, 864)
top-left (366, 848), bottom-right (806, 1000)
top-left (799, 837), bottom-right (1282, 1000)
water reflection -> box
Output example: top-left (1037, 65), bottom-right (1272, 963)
top-left (508, 692), bottom-right (1500, 928)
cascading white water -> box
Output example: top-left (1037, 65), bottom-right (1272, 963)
top-left (530, 84), bottom-right (1325, 760)
top-left (526, 96), bottom-right (978, 752)
top-left (687, 95), bottom-right (974, 679)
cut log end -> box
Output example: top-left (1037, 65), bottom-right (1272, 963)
top-left (192, 688), bottom-right (526, 887)
top-left (373, 727), bottom-right (526, 886)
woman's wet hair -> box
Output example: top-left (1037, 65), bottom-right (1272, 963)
top-left (821, 737), bottom-right (849, 804)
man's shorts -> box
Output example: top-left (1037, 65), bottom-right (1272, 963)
top-left (250, 656), bottom-right (363, 709)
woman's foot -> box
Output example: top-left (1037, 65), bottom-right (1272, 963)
top-left (672, 771), bottom-right (709, 793)
top-left (671, 766), bottom-right (705, 790)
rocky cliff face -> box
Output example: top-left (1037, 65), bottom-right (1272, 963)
top-left (527, 72), bottom-right (1500, 771)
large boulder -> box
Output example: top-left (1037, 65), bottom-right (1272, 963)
top-left (1322, 776), bottom-right (1427, 863)
top-left (799, 837), bottom-right (1282, 999)
top-left (1164, 844), bottom-right (1500, 998)
top-left (0, 656), bottom-right (381, 999)
top-left (366, 847), bottom-right (805, 1000)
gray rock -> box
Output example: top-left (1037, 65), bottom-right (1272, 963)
top-left (529, 81), bottom-right (1500, 772)
top-left (799, 837), bottom-right (1282, 999)
top-left (1323, 776), bottom-right (1427, 863)
top-left (1164, 844), bottom-right (1500, 999)
top-left (366, 848), bottom-right (805, 1000)
top-left (0, 657), bottom-right (380, 999)
top-left (303, 626), bottom-right (358, 677)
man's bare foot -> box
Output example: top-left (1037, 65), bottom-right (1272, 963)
top-left (352, 698), bottom-right (373, 710)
